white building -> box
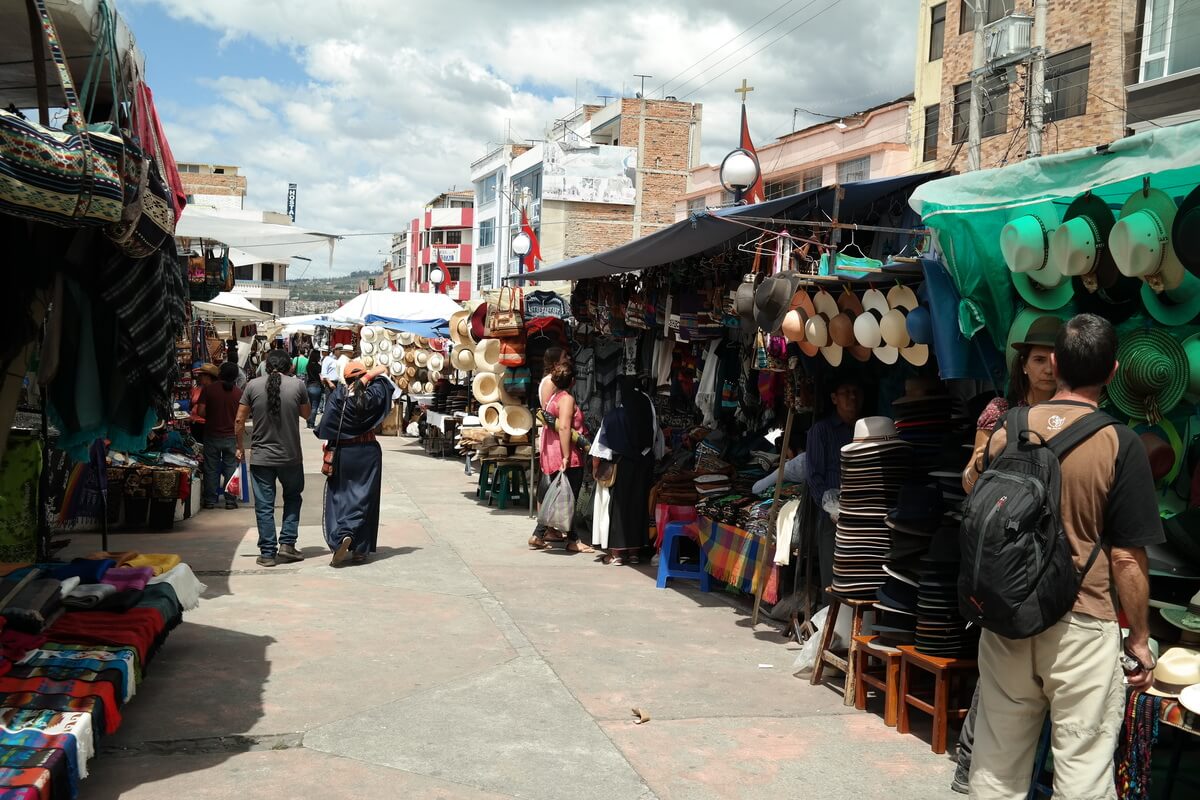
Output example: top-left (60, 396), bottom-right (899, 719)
top-left (469, 143), bottom-right (530, 294)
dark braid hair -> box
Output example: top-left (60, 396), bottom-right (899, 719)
top-left (265, 349), bottom-right (292, 418)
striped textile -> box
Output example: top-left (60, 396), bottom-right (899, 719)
top-left (693, 518), bottom-right (775, 600)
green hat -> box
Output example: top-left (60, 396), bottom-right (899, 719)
top-left (1052, 193), bottom-right (1141, 324)
top-left (1106, 328), bottom-right (1188, 423)
top-left (1141, 272), bottom-right (1200, 327)
top-left (1173, 184), bottom-right (1200, 277)
top-left (1160, 585), bottom-right (1200, 634)
top-left (1001, 202), bottom-right (1072, 311)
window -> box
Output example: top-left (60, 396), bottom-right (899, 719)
top-left (801, 168), bottom-right (823, 192)
top-left (923, 104), bottom-right (940, 162)
top-left (478, 218), bottom-right (495, 248)
top-left (960, 0), bottom-right (1013, 33)
top-left (720, 190), bottom-right (735, 205)
top-left (764, 179), bottom-right (801, 199)
top-left (450, 198), bottom-right (472, 208)
top-left (1139, 0), bottom-right (1200, 82)
top-left (1046, 45), bottom-right (1090, 121)
top-left (479, 173), bottom-right (498, 206)
top-left (930, 4), bottom-right (946, 60)
top-left (234, 264), bottom-right (253, 281)
top-left (478, 263), bottom-right (494, 290)
top-left (261, 263), bottom-right (275, 282)
top-left (952, 76), bottom-right (1008, 142)
top-left (446, 230), bottom-right (462, 245)
top-left (687, 196), bottom-right (706, 212)
top-left (836, 156), bottom-right (870, 183)
top-left (259, 300), bottom-right (274, 313)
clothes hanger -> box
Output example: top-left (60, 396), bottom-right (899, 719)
top-left (840, 224), bottom-right (868, 260)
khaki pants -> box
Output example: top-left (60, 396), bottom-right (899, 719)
top-left (970, 612), bottom-right (1124, 800)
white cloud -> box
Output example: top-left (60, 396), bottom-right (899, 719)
top-left (140, 0), bottom-right (919, 274)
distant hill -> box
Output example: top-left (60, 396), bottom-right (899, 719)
top-left (288, 270), bottom-right (376, 303)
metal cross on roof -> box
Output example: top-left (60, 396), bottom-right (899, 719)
top-left (735, 79), bottom-right (754, 104)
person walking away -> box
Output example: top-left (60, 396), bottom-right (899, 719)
top-left (316, 360), bottom-right (394, 566)
top-left (805, 379), bottom-right (862, 601)
top-left (590, 376), bottom-right (664, 565)
top-left (320, 347), bottom-right (340, 409)
top-left (189, 363), bottom-right (218, 444)
top-left (196, 362), bottom-right (243, 509)
top-left (304, 350), bottom-right (325, 429)
top-left (529, 363), bottom-right (592, 553)
top-left (335, 344), bottom-right (354, 384)
top-left (961, 314), bottom-right (1160, 799)
top-left (236, 349), bottom-right (310, 567)
top-left (293, 346), bottom-right (310, 379)
top-left (952, 316), bottom-right (1061, 793)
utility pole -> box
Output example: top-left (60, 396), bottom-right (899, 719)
top-left (634, 74), bottom-right (652, 98)
top-left (1027, 0), bottom-right (1048, 157)
top-left (967, 1), bottom-right (986, 171)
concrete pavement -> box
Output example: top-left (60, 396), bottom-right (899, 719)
top-left (64, 430), bottom-right (962, 799)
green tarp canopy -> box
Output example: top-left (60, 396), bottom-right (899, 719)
top-left (908, 122), bottom-right (1200, 350)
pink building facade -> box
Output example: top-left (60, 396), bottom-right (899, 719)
top-left (399, 191), bottom-right (475, 301)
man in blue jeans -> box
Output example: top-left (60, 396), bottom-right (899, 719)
top-left (236, 349), bottom-right (311, 567)
top-left (196, 362), bottom-right (244, 509)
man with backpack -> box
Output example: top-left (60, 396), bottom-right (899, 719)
top-left (961, 314), bottom-right (1161, 799)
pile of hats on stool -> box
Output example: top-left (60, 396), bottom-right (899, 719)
top-left (831, 417), bottom-right (912, 600)
top-left (869, 484), bottom-right (943, 651)
top-left (914, 522), bottom-right (978, 658)
top-left (890, 379), bottom-right (959, 474)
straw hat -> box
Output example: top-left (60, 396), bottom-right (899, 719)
top-left (398, 331), bottom-right (416, 346)
top-left (428, 352), bottom-right (446, 373)
top-left (500, 404), bottom-right (534, 436)
top-left (837, 291), bottom-right (871, 362)
top-left (415, 349), bottom-right (431, 368)
top-left (375, 352), bottom-right (390, 366)
top-left (479, 402), bottom-right (504, 433)
top-left (859, 288), bottom-right (898, 364)
top-left (193, 363), bottom-right (219, 379)
top-left (473, 372), bottom-right (503, 404)
top-left (389, 361), bottom-right (404, 376)
top-left (474, 339), bottom-right (504, 373)
top-left (781, 290), bottom-right (819, 356)
top-left (361, 355), bottom-right (375, 368)
top-left (449, 309), bottom-right (471, 345)
top-left (804, 290), bottom-right (841, 366)
top-left (1110, 187), bottom-right (1185, 292)
top-left (397, 375), bottom-right (410, 390)
top-left (1182, 684), bottom-right (1200, 715)
top-left (405, 365), bottom-right (417, 378)
top-left (1160, 590), bottom-right (1200, 634)
top-left (404, 348), bottom-right (417, 364)
top-left (1001, 202), bottom-right (1072, 310)
top-left (1145, 646), bottom-right (1200, 698)
top-left (360, 325), bottom-right (379, 342)
top-left (452, 345), bottom-right (476, 372)
top-left (429, 370), bottom-right (443, 383)
top-left (1107, 328), bottom-right (1188, 423)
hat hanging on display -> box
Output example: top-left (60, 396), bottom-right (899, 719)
top-left (414, 350), bottom-right (430, 368)
top-left (856, 288), bottom-right (898, 364)
top-left (474, 339), bottom-right (504, 373)
top-left (1145, 646), bottom-right (1200, 698)
top-left (837, 290), bottom-right (871, 362)
top-left (1139, 431), bottom-right (1178, 483)
top-left (404, 348), bottom-right (417, 364)
top-left (405, 365), bottom-right (417, 378)
top-left (397, 331), bottom-right (415, 346)
top-left (1182, 332), bottom-right (1200, 403)
top-left (880, 287), bottom-right (912, 350)
top-left (1161, 589), bottom-right (1200, 634)
top-left (1181, 684), bottom-right (1200, 716)
top-left (360, 326), bottom-right (379, 342)
top-left (361, 355), bottom-right (374, 369)
top-left (782, 290), bottom-right (820, 356)
top-left (1107, 328), bottom-right (1188, 423)
top-left (429, 370), bottom-right (443, 383)
top-left (1141, 272), bottom-right (1200, 327)
top-left (1050, 193), bottom-right (1119, 285)
top-left (376, 352), bottom-right (391, 367)
top-left (1110, 187), bottom-right (1185, 292)
top-left (1001, 202), bottom-right (1072, 310)
top-left (473, 372), bottom-right (503, 404)
top-left (479, 402), bottom-right (504, 433)
top-left (396, 374), bottom-right (410, 390)
top-left (360, 340), bottom-right (375, 355)
top-left (452, 345), bottom-right (476, 372)
top-left (449, 309), bottom-right (471, 346)
top-left (389, 361), bottom-right (404, 377)
top-left (1174, 184), bottom-right (1200, 276)
top-left (1010, 314), bottom-right (1062, 350)
top-left (811, 290), bottom-right (843, 366)
top-left (755, 271), bottom-right (803, 334)
top-left (428, 352), bottom-right (446, 373)
top-left (900, 306), bottom-right (931, 366)
top-left (500, 404), bottom-right (534, 437)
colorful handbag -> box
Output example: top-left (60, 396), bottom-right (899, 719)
top-left (488, 287), bottom-right (524, 338)
top-left (502, 366), bottom-right (531, 394)
top-left (498, 338), bottom-right (526, 367)
top-left (0, 0), bottom-right (125, 227)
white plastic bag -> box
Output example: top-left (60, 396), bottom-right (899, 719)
top-left (537, 472), bottom-right (575, 532)
top-left (791, 603), bottom-right (861, 678)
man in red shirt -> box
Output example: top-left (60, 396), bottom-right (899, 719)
top-left (196, 362), bottom-right (244, 509)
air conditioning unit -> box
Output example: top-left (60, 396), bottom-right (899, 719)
top-left (985, 14), bottom-right (1033, 62)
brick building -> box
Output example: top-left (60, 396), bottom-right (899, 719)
top-left (497, 97), bottom-right (702, 279)
top-left (177, 163), bottom-right (247, 210)
top-left (910, 0), bottom-right (1200, 173)
top-left (675, 97), bottom-right (914, 220)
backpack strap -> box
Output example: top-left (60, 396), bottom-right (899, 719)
top-left (1044, 411), bottom-right (1118, 461)
top-left (982, 406), bottom-right (1028, 471)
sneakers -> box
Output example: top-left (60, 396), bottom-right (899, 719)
top-left (950, 763), bottom-right (970, 794)
top-left (201, 501), bottom-right (217, 510)
top-left (256, 555), bottom-right (276, 567)
top-left (276, 544), bottom-right (305, 563)
top-left (331, 536), bottom-right (353, 567)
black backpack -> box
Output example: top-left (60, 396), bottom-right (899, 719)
top-left (958, 407), bottom-right (1116, 639)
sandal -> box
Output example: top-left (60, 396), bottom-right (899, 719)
top-left (527, 536), bottom-right (552, 550)
top-left (544, 531), bottom-right (567, 542)
top-left (602, 554), bottom-right (625, 566)
top-left (566, 542), bottom-right (596, 554)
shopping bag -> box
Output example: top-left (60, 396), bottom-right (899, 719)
top-left (537, 472), bottom-right (575, 533)
top-left (224, 471), bottom-right (241, 497)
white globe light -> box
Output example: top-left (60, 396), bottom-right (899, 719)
top-left (720, 149), bottom-right (759, 190)
top-left (429, 267), bottom-right (445, 285)
top-left (511, 231), bottom-right (532, 257)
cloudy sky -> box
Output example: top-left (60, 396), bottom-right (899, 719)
top-left (124, 0), bottom-right (919, 275)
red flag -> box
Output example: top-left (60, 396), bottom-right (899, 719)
top-left (435, 254), bottom-right (449, 294)
top-left (386, 271), bottom-right (397, 291)
top-left (520, 208), bottom-right (542, 266)
top-left (739, 105), bottom-right (765, 205)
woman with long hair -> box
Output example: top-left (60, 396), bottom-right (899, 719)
top-left (529, 362), bottom-right (592, 552)
top-left (316, 360), bottom-right (394, 566)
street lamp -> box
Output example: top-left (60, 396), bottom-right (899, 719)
top-left (511, 230), bottom-right (532, 274)
top-left (719, 147), bottom-right (761, 205)
top-left (428, 265), bottom-right (445, 293)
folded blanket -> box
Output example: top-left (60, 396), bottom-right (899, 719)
top-left (125, 554), bottom-right (181, 576)
top-left (148, 564), bottom-right (205, 611)
top-left (43, 559), bottom-right (115, 584)
top-left (1, 581), bottom-right (63, 634)
top-left (57, 577), bottom-right (80, 598)
top-left (62, 585), bottom-right (116, 610)
top-left (99, 567), bottom-right (154, 592)
top-left (84, 551), bottom-right (138, 567)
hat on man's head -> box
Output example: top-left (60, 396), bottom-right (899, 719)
top-left (1107, 328), bottom-right (1188, 423)
top-left (339, 344), bottom-right (354, 352)
top-left (1009, 314), bottom-right (1062, 351)
top-left (1001, 202), bottom-right (1072, 310)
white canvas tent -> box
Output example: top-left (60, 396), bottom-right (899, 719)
top-left (192, 292), bottom-right (275, 322)
top-left (176, 207), bottom-right (339, 267)
top-left (328, 290), bottom-right (463, 337)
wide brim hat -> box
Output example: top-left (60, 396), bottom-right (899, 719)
top-left (449, 310), bottom-right (471, 345)
top-left (1181, 684), bottom-right (1200, 715)
top-left (473, 371), bottom-right (503, 404)
top-left (812, 290), bottom-right (842, 366)
top-left (755, 272), bottom-right (803, 334)
top-left (452, 345), bottom-right (476, 372)
top-left (375, 351), bottom-right (391, 366)
top-left (479, 402), bottom-right (504, 434)
top-left (1141, 273), bottom-right (1200, 327)
top-left (1111, 187), bottom-right (1185, 291)
top-left (1183, 332), bottom-right (1200, 402)
top-left (397, 331), bottom-right (416, 346)
top-left (500, 404), bottom-right (534, 437)
top-left (361, 355), bottom-right (375, 369)
top-left (1005, 308), bottom-right (1068, 355)
top-left (474, 339), bottom-right (504, 373)
top-left (192, 363), bottom-right (219, 379)
top-left (1002, 202), bottom-right (1071, 310)
top-left (469, 302), bottom-right (490, 341)
top-left (837, 291), bottom-right (871, 362)
top-left (1145, 646), bottom-right (1200, 697)
top-left (360, 325), bottom-right (379, 342)
top-left (389, 360), bottom-right (404, 377)
top-left (1108, 328), bottom-right (1188, 422)
top-left (1051, 193), bottom-right (1119, 281)
top-left (1161, 588), bottom-right (1200, 634)
top-left (1174, 183), bottom-right (1200, 276)
top-left (414, 350), bottom-right (430, 368)
top-left (428, 352), bottom-right (446, 373)
top-left (1010, 314), bottom-right (1062, 350)
top-left (396, 374), bottom-right (410, 390)
top-left (404, 348), bottom-right (417, 364)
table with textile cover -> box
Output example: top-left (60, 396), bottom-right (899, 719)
top-left (693, 517), bottom-right (779, 603)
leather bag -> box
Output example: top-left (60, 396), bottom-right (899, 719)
top-left (0, 0), bottom-right (125, 227)
top-left (488, 287), bottom-right (524, 338)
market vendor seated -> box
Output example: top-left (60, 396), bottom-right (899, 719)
top-left (752, 423), bottom-right (808, 495)
top-left (806, 378), bottom-right (863, 602)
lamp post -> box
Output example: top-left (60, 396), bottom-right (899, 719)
top-left (511, 230), bottom-right (532, 275)
top-left (428, 265), bottom-right (445, 294)
top-left (719, 147), bottom-right (761, 205)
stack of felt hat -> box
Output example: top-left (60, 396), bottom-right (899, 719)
top-left (868, 484), bottom-right (944, 651)
top-left (914, 523), bottom-right (978, 658)
top-left (890, 379), bottom-right (956, 475)
top-left (658, 471), bottom-right (699, 505)
top-left (832, 417), bottom-right (912, 599)
top-left (694, 472), bottom-right (733, 498)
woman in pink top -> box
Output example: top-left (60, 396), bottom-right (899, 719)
top-left (530, 363), bottom-right (593, 553)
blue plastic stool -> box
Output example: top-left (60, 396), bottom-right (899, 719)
top-left (656, 521), bottom-right (711, 591)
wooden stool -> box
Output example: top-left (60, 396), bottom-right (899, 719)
top-left (852, 634), bottom-right (902, 727)
top-left (809, 590), bottom-right (874, 707)
top-left (896, 645), bottom-right (977, 754)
